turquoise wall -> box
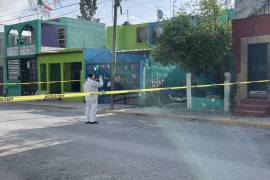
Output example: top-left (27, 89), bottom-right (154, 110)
top-left (192, 97), bottom-right (224, 110)
top-left (59, 18), bottom-right (106, 49)
top-left (4, 18), bottom-right (106, 96)
top-left (4, 20), bottom-right (40, 96)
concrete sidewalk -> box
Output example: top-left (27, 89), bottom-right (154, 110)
top-left (14, 100), bottom-right (133, 113)
top-left (110, 103), bottom-right (270, 129)
top-left (14, 101), bottom-right (270, 129)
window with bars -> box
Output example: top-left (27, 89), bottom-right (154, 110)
top-left (7, 59), bottom-right (19, 80)
top-left (58, 27), bottom-right (65, 48)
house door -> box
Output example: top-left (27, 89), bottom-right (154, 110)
top-left (50, 63), bottom-right (61, 94)
top-left (248, 43), bottom-right (268, 92)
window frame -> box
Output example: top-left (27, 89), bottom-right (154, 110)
top-left (58, 27), bottom-right (66, 48)
top-left (136, 27), bottom-right (148, 44)
top-left (7, 59), bottom-right (20, 81)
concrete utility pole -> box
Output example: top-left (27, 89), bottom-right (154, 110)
top-left (110, 0), bottom-right (121, 110)
top-left (173, 0), bottom-right (177, 17)
top-left (126, 10), bottom-right (130, 22)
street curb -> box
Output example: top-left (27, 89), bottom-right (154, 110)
top-left (106, 110), bottom-right (270, 129)
top-left (14, 102), bottom-right (75, 110)
top-left (13, 102), bottom-right (117, 114)
top-left (11, 103), bottom-right (270, 129)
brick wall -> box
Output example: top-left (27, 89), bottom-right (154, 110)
top-left (233, 14), bottom-right (270, 72)
top-left (236, 35), bottom-right (270, 100)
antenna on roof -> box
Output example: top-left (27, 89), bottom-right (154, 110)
top-left (157, 9), bottom-right (164, 21)
top-left (123, 9), bottom-right (130, 25)
top-left (126, 10), bottom-right (129, 22)
top-left (28, 0), bottom-right (63, 20)
top-left (173, 0), bottom-right (177, 17)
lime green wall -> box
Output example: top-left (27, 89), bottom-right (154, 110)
top-left (37, 51), bottom-right (84, 94)
top-left (107, 23), bottom-right (149, 50)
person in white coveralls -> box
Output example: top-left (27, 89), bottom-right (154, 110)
top-left (84, 74), bottom-right (103, 124)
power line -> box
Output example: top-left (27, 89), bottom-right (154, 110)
top-left (53, 9), bottom-right (80, 19)
top-left (0, 1), bottom-right (80, 24)
top-left (0, 0), bottom-right (111, 23)
top-left (0, 0), bottom-right (71, 19)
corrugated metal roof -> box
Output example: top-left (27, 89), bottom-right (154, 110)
top-left (84, 48), bottom-right (147, 64)
top-left (234, 0), bottom-right (268, 19)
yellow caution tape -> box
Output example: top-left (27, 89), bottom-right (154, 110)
top-left (0, 78), bottom-right (112, 86)
top-left (0, 80), bottom-right (81, 86)
top-left (0, 79), bottom-right (269, 103)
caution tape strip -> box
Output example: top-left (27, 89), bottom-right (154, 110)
top-left (0, 79), bottom-right (270, 103)
top-left (0, 78), bottom-right (112, 86)
top-left (0, 80), bottom-right (81, 86)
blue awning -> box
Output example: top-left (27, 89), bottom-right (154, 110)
top-left (83, 48), bottom-right (147, 64)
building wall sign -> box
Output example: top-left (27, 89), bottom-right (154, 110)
top-left (7, 45), bottom-right (36, 57)
top-left (20, 45), bottom-right (36, 56)
top-left (41, 46), bottom-right (65, 52)
top-left (7, 47), bottom-right (19, 57)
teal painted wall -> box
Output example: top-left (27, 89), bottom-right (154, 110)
top-left (192, 97), bottom-right (224, 110)
top-left (4, 19), bottom-right (41, 53)
top-left (4, 20), bottom-right (40, 96)
top-left (59, 18), bottom-right (106, 49)
top-left (4, 18), bottom-right (106, 96)
top-left (107, 23), bottom-right (149, 50)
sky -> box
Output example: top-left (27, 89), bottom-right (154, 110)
top-left (0, 0), bottom-right (234, 26)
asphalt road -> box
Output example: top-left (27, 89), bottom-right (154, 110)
top-left (0, 104), bottom-right (270, 180)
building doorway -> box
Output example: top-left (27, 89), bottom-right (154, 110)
top-left (50, 63), bottom-right (61, 94)
top-left (248, 43), bottom-right (268, 94)
top-left (70, 62), bottom-right (81, 92)
top-left (63, 62), bottom-right (81, 92)
top-left (20, 59), bottom-right (38, 95)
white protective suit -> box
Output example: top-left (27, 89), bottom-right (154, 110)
top-left (84, 77), bottom-right (104, 122)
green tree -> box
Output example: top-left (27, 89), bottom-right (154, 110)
top-left (152, 0), bottom-right (232, 82)
top-left (78, 0), bottom-right (100, 22)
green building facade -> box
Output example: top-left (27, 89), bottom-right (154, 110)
top-left (4, 18), bottom-right (105, 96)
top-left (37, 49), bottom-right (84, 96)
top-left (106, 22), bottom-right (163, 50)
top-left (106, 22), bottom-right (224, 109)
top-left (107, 23), bottom-right (149, 50)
